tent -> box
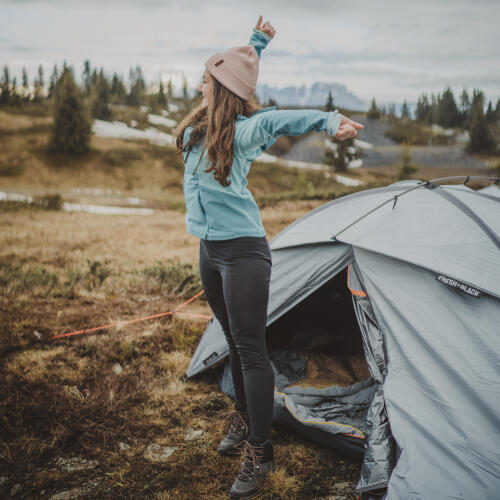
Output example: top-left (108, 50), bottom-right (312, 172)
top-left (479, 183), bottom-right (500, 198)
top-left (185, 179), bottom-right (500, 499)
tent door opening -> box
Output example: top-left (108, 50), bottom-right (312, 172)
top-left (262, 265), bottom-right (377, 457)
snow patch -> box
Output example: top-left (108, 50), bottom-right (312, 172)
top-left (92, 119), bottom-right (175, 147)
top-left (148, 113), bottom-right (177, 128)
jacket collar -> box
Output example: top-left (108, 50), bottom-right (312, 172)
top-left (236, 105), bottom-right (277, 121)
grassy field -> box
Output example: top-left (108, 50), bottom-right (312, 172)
top-left (0, 105), bottom-right (497, 499)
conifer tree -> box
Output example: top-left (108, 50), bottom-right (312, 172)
top-left (387, 103), bottom-right (396, 116)
top-left (416, 94), bottom-right (430, 122)
top-left (22, 67), bottom-right (29, 102)
top-left (495, 98), bottom-right (500, 122)
top-left (401, 100), bottom-right (410, 119)
top-left (48, 65), bottom-right (58, 99)
top-left (459, 89), bottom-right (471, 128)
top-left (82, 60), bottom-right (92, 96)
top-left (11, 76), bottom-right (21, 107)
top-left (367, 98), bottom-right (380, 119)
top-left (467, 91), bottom-right (496, 154)
top-left (91, 69), bottom-right (111, 120)
top-left (167, 78), bottom-right (174, 99)
top-left (157, 79), bottom-right (167, 107)
top-left (0, 65), bottom-right (10, 105)
top-left (182, 76), bottom-right (188, 99)
top-left (127, 66), bottom-right (146, 105)
top-left (33, 64), bottom-right (44, 102)
top-left (437, 87), bottom-right (459, 127)
top-left (485, 100), bottom-right (495, 123)
top-left (48, 68), bottom-right (92, 156)
top-left (110, 73), bottom-right (126, 101)
top-left (325, 91), bottom-right (334, 112)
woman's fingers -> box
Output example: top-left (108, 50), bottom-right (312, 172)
top-left (348, 118), bottom-right (364, 130)
top-left (336, 124), bottom-right (358, 140)
top-left (255, 16), bottom-right (276, 37)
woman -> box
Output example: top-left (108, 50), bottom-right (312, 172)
top-left (174, 16), bottom-right (364, 499)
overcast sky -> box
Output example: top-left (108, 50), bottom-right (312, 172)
top-left (1, 0), bottom-right (499, 105)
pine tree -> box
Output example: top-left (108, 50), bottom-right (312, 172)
top-left (157, 79), bottom-right (167, 107)
top-left (485, 100), bottom-right (495, 123)
top-left (167, 78), bottom-right (173, 99)
top-left (110, 73), bottom-right (126, 101)
top-left (182, 76), bottom-right (188, 99)
top-left (127, 65), bottom-right (146, 105)
top-left (459, 89), bottom-right (471, 128)
top-left (48, 64), bottom-right (58, 99)
top-left (22, 67), bottom-right (29, 102)
top-left (495, 98), bottom-right (500, 122)
top-left (467, 92), bottom-right (496, 154)
top-left (11, 76), bottom-right (21, 107)
top-left (416, 94), bottom-right (430, 122)
top-left (367, 98), bottom-right (380, 119)
top-left (82, 60), bottom-right (92, 96)
top-left (48, 68), bottom-right (92, 156)
top-left (33, 65), bottom-right (44, 102)
top-left (387, 103), bottom-right (396, 116)
top-left (401, 100), bottom-right (410, 119)
top-left (325, 91), bottom-right (334, 112)
top-left (0, 65), bottom-right (10, 105)
top-left (91, 69), bottom-right (111, 120)
top-left (437, 87), bottom-right (459, 127)
top-left (324, 137), bottom-right (355, 173)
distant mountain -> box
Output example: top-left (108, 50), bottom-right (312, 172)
top-left (256, 82), bottom-right (369, 111)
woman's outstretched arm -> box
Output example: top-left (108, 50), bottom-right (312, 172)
top-left (235, 109), bottom-right (348, 152)
top-left (249, 15), bottom-right (275, 59)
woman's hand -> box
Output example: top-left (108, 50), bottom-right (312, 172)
top-left (255, 15), bottom-right (276, 38)
top-left (336, 115), bottom-right (364, 141)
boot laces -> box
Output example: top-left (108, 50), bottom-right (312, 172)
top-left (222, 410), bottom-right (248, 438)
top-left (219, 410), bottom-right (249, 439)
top-left (234, 439), bottom-right (266, 481)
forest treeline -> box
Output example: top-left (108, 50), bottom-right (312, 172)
top-left (1, 60), bottom-right (498, 156)
top-left (0, 60), bottom-right (196, 116)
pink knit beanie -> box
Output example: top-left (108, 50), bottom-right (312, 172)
top-left (205, 45), bottom-right (259, 101)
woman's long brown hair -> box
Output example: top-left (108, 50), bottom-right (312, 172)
top-left (174, 74), bottom-right (261, 187)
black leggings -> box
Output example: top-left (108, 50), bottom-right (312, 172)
top-left (199, 235), bottom-right (274, 443)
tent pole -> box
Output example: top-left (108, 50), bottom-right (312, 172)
top-left (331, 175), bottom-right (500, 241)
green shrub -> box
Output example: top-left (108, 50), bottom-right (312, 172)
top-left (139, 260), bottom-right (202, 298)
top-left (0, 261), bottom-right (59, 293)
top-left (395, 142), bottom-right (418, 180)
top-left (385, 117), bottom-right (430, 145)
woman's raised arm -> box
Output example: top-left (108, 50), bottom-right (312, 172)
top-left (235, 109), bottom-right (343, 152)
top-left (248, 15), bottom-right (275, 59)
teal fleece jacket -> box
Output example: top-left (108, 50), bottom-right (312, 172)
top-left (182, 28), bottom-right (342, 240)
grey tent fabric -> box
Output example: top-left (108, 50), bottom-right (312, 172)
top-left (349, 261), bottom-right (395, 493)
top-left (186, 242), bottom-right (352, 377)
top-left (354, 247), bottom-right (500, 499)
top-left (479, 184), bottom-right (500, 198)
top-left (186, 180), bottom-right (500, 499)
top-left (271, 181), bottom-right (500, 298)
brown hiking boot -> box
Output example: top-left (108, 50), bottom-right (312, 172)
top-left (218, 409), bottom-right (250, 456)
top-left (229, 438), bottom-right (277, 499)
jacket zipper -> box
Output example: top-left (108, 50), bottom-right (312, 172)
top-left (197, 187), bottom-right (209, 239)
